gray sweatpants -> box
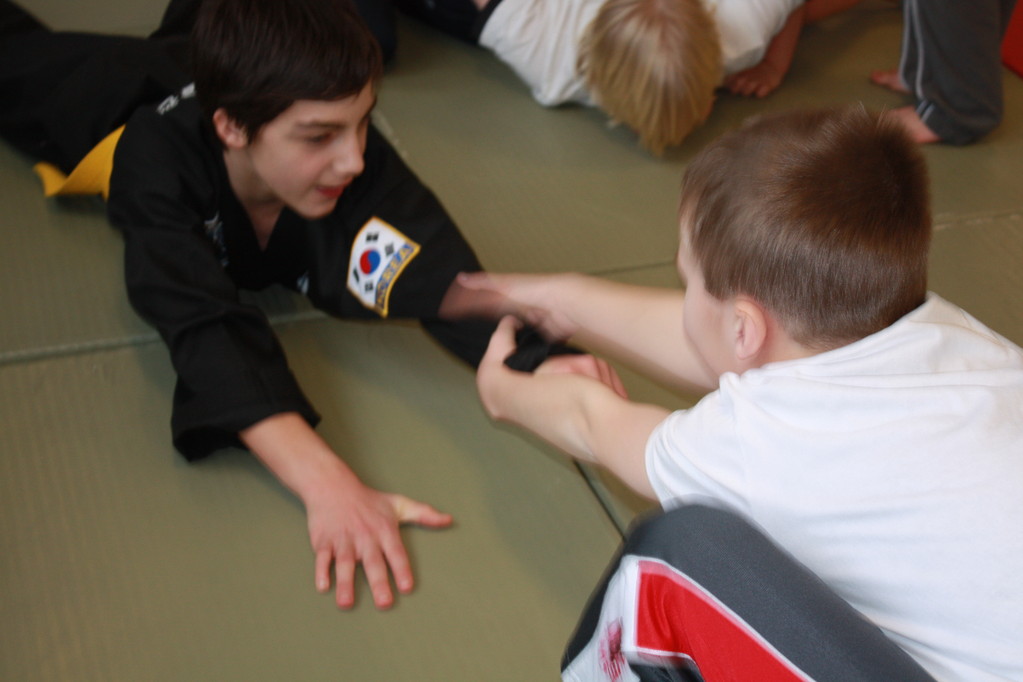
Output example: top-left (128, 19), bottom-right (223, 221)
top-left (900, 0), bottom-right (1018, 144)
top-left (562, 505), bottom-right (938, 681)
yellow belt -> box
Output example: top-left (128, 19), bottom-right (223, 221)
top-left (32, 125), bottom-right (125, 200)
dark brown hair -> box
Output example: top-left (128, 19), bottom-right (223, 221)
top-left (680, 107), bottom-right (931, 348)
top-left (191, 0), bottom-right (382, 140)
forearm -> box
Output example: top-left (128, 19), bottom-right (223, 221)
top-left (455, 271), bottom-right (718, 391)
top-left (549, 274), bottom-right (716, 392)
top-left (484, 370), bottom-right (665, 498)
top-left (760, 5), bottom-right (806, 76)
top-left (240, 412), bottom-right (359, 503)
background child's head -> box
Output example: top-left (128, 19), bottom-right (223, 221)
top-left (679, 106), bottom-right (931, 350)
top-left (191, 0), bottom-right (382, 141)
top-left (579, 0), bottom-right (721, 155)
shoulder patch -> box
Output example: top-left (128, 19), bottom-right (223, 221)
top-left (347, 217), bottom-right (421, 317)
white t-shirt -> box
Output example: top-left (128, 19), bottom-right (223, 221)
top-left (711, 0), bottom-right (803, 73)
top-left (646, 294), bottom-right (1023, 681)
top-left (477, 0), bottom-right (803, 107)
top-left (478, 0), bottom-right (603, 106)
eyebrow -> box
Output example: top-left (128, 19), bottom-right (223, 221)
top-left (294, 121), bottom-right (344, 131)
top-left (293, 96), bottom-right (379, 131)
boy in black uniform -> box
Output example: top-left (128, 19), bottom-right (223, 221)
top-left (0, 0), bottom-right (543, 610)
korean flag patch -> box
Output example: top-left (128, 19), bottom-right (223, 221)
top-left (347, 217), bottom-right (421, 317)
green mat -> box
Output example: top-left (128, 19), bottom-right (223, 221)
top-left (2, 0), bottom-right (1021, 678)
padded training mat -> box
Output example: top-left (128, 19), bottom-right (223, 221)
top-left (16, 0), bottom-right (164, 34)
top-left (931, 211), bottom-right (1023, 344)
top-left (3, 0), bottom-right (1022, 677)
top-left (0, 319), bottom-right (624, 681)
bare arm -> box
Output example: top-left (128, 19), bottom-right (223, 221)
top-left (724, 4), bottom-right (807, 98)
top-left (804, 0), bottom-right (867, 23)
top-left (241, 413), bottom-right (452, 610)
top-left (477, 318), bottom-right (670, 499)
top-left (455, 271), bottom-right (717, 393)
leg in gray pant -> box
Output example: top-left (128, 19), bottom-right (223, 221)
top-left (900, 0), bottom-right (1018, 144)
top-left (562, 505), bottom-right (937, 682)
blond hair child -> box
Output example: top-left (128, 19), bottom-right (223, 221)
top-left (358, 0), bottom-right (863, 152)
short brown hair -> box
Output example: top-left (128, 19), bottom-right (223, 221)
top-left (191, 0), bottom-right (382, 140)
top-left (578, 0), bottom-right (721, 155)
top-left (681, 107), bottom-right (931, 348)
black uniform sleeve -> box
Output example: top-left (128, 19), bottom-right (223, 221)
top-left (108, 104), bottom-right (318, 460)
top-left (310, 127), bottom-right (499, 367)
top-left (327, 127), bottom-right (576, 369)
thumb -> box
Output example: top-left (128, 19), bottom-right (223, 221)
top-left (481, 315), bottom-right (522, 368)
top-left (392, 495), bottom-right (454, 528)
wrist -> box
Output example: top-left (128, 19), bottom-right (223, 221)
top-left (292, 450), bottom-right (362, 506)
top-left (241, 412), bottom-right (360, 503)
top-left (552, 272), bottom-right (584, 308)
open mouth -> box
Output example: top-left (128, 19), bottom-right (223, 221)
top-left (317, 184), bottom-right (347, 199)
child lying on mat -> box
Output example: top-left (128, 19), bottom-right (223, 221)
top-left (356, 0), bottom-right (870, 153)
top-left (0, 0), bottom-right (557, 611)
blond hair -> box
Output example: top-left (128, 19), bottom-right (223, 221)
top-left (578, 0), bottom-right (721, 154)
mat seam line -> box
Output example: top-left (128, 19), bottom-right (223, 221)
top-left (9, 204), bottom-right (1019, 367)
top-left (0, 310), bottom-right (329, 368)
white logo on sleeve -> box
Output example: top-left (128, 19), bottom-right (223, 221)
top-left (346, 217), bottom-right (421, 317)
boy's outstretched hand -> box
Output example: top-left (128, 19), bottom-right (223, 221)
top-left (303, 463), bottom-right (452, 610)
top-left (241, 412), bottom-right (452, 611)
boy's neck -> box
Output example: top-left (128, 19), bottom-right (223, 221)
top-left (222, 147), bottom-right (283, 249)
top-left (761, 334), bottom-right (822, 366)
top-left (745, 312), bottom-right (831, 371)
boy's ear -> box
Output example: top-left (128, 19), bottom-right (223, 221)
top-left (732, 297), bottom-right (768, 362)
top-left (212, 108), bottom-right (248, 149)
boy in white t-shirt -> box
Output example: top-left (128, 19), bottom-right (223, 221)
top-left (464, 107), bottom-right (1023, 680)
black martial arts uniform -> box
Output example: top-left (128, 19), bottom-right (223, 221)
top-left (110, 88), bottom-right (497, 458)
top-left (0, 0), bottom-right (508, 459)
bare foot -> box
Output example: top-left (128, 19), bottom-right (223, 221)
top-left (885, 106), bottom-right (941, 144)
top-left (870, 68), bottom-right (909, 94)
